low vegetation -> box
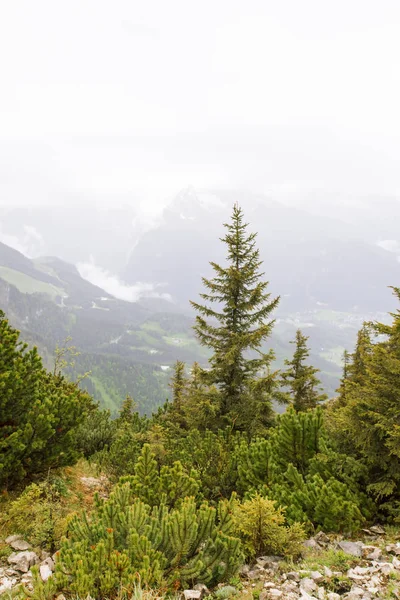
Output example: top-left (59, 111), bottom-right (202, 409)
top-left (1, 205), bottom-right (400, 598)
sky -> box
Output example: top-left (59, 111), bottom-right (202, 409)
top-left (1, 0), bottom-right (400, 208)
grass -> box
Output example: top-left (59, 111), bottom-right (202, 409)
top-left (0, 267), bottom-right (64, 299)
top-left (300, 548), bottom-right (359, 572)
top-left (141, 321), bottom-right (166, 335)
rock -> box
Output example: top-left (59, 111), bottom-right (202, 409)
top-left (184, 591), bottom-right (202, 600)
top-left (267, 590), bottom-right (282, 599)
top-left (10, 539), bottom-right (31, 551)
top-left (386, 544), bottom-right (400, 555)
top-left (362, 545), bottom-right (382, 561)
top-left (369, 525), bottom-right (385, 535)
top-left (327, 594), bottom-right (341, 600)
top-left (300, 577), bottom-right (317, 594)
top-left (314, 531), bottom-right (330, 547)
top-left (239, 564), bottom-right (250, 576)
top-left (41, 557), bottom-right (55, 571)
top-left (304, 538), bottom-right (321, 550)
top-left (310, 570), bottom-right (324, 583)
top-left (55, 595), bottom-right (67, 600)
top-left (379, 562), bottom-right (394, 576)
top-left (281, 582), bottom-right (299, 593)
top-left (338, 541), bottom-right (363, 558)
top-left (5, 535), bottom-right (22, 545)
top-left (317, 587), bottom-right (326, 599)
top-left (256, 555), bottom-right (283, 568)
top-left (0, 577), bottom-right (18, 595)
top-left (352, 565), bottom-right (372, 576)
top-left (8, 551), bottom-right (38, 573)
top-left (246, 569), bottom-right (262, 580)
top-left (5, 569), bottom-right (18, 576)
top-left (259, 592), bottom-right (268, 600)
top-left (264, 583), bottom-right (277, 589)
top-left (193, 583), bottom-right (210, 597)
top-left (393, 556), bottom-right (400, 570)
top-left (287, 571), bottom-right (300, 582)
top-left (40, 564), bottom-right (53, 582)
top-left (323, 565), bottom-right (333, 578)
top-left (348, 585), bottom-right (366, 597)
top-left (299, 592), bottom-right (315, 600)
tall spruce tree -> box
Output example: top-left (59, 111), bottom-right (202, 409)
top-left (339, 289), bottom-right (400, 500)
top-left (280, 329), bottom-right (327, 412)
top-left (190, 204), bottom-right (280, 432)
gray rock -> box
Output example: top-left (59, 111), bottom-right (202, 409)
top-left (287, 571), bottom-right (300, 582)
top-left (41, 557), bottom-right (55, 571)
top-left (348, 586), bottom-right (366, 597)
top-left (310, 571), bottom-right (324, 583)
top-left (338, 541), bottom-right (363, 558)
top-left (314, 531), bottom-right (330, 547)
top-left (327, 594), bottom-right (341, 600)
top-left (256, 555), bottom-right (283, 567)
top-left (8, 551), bottom-right (38, 573)
top-left (246, 569), bottom-right (262, 580)
top-left (5, 535), bottom-right (22, 545)
top-left (323, 565), bottom-right (333, 578)
top-left (393, 556), bottom-right (400, 570)
top-left (0, 576), bottom-right (18, 595)
top-left (379, 562), bottom-right (394, 576)
top-left (10, 539), bottom-right (31, 551)
top-left (184, 591), bottom-right (202, 600)
top-left (369, 525), bottom-right (385, 535)
top-left (304, 538), bottom-right (321, 550)
top-left (267, 591), bottom-right (282, 599)
top-left (386, 544), bottom-right (400, 555)
top-left (300, 577), bottom-right (317, 594)
top-left (40, 564), bottom-right (53, 582)
top-left (362, 545), bottom-right (382, 561)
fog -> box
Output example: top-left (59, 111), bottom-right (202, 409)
top-left (1, 0), bottom-right (400, 213)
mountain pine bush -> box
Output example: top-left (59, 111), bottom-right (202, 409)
top-left (54, 482), bottom-right (242, 597)
top-left (0, 311), bottom-right (92, 489)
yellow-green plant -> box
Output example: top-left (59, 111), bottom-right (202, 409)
top-left (233, 494), bottom-right (304, 559)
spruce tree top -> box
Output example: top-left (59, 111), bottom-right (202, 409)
top-left (190, 204), bottom-right (280, 421)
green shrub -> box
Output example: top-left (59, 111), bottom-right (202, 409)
top-left (233, 494), bottom-right (305, 560)
top-left (53, 482), bottom-right (242, 598)
top-left (4, 481), bottom-right (66, 549)
top-left (0, 312), bottom-right (92, 490)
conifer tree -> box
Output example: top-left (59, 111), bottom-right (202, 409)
top-left (340, 290), bottom-right (400, 499)
top-left (280, 329), bottom-right (327, 411)
top-left (165, 361), bottom-right (190, 431)
top-left (191, 204), bottom-right (280, 431)
top-left (0, 311), bottom-right (91, 489)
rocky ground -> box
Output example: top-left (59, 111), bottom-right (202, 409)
top-left (232, 528), bottom-right (400, 600)
top-left (1, 527), bottom-right (400, 599)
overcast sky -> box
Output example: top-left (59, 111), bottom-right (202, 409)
top-left (1, 0), bottom-right (400, 208)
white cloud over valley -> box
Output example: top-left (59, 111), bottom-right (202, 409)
top-left (77, 259), bottom-right (172, 303)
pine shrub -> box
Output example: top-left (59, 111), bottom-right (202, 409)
top-left (53, 482), bottom-right (242, 597)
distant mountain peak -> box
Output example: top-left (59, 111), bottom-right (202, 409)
top-left (167, 187), bottom-right (228, 221)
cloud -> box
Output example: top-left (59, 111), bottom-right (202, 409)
top-left (0, 224), bottom-right (44, 258)
top-left (77, 258), bottom-right (172, 303)
top-left (377, 239), bottom-right (400, 262)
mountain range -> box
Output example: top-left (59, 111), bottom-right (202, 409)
top-left (0, 189), bottom-right (398, 411)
